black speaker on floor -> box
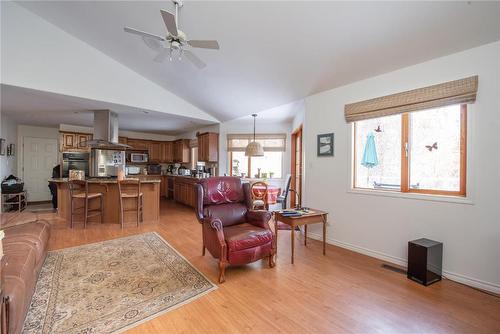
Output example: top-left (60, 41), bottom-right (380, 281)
top-left (407, 238), bottom-right (443, 286)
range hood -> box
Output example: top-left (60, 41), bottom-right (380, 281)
top-left (83, 110), bottom-right (131, 149)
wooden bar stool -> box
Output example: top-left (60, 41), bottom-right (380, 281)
top-left (118, 179), bottom-right (143, 228)
top-left (250, 181), bottom-right (268, 210)
top-left (68, 180), bottom-right (104, 229)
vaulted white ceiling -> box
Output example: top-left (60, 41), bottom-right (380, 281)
top-left (10, 1), bottom-right (500, 122)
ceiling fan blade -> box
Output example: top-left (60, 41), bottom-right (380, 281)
top-left (153, 48), bottom-right (169, 63)
top-left (187, 40), bottom-right (220, 50)
top-left (124, 27), bottom-right (165, 41)
top-left (183, 50), bottom-right (206, 69)
top-left (142, 36), bottom-right (163, 51)
top-left (160, 9), bottom-right (178, 36)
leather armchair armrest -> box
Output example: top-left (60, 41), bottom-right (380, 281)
top-left (195, 184), bottom-right (204, 223)
top-left (246, 210), bottom-right (272, 229)
top-left (202, 217), bottom-right (227, 260)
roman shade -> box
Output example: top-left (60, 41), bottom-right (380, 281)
top-left (344, 75), bottom-right (478, 122)
top-left (227, 134), bottom-right (286, 152)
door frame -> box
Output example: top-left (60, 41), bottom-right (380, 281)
top-left (290, 125), bottom-right (303, 208)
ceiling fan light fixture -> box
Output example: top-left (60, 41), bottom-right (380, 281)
top-left (245, 114), bottom-right (264, 157)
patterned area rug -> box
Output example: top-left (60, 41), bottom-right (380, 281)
top-left (23, 232), bottom-right (217, 334)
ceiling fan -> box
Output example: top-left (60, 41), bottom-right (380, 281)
top-left (124, 0), bottom-right (219, 69)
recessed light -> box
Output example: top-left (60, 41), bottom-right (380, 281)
top-left (142, 110), bottom-right (149, 114)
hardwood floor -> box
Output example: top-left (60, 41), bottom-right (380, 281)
top-left (41, 200), bottom-right (500, 333)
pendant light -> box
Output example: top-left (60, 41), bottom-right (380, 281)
top-left (245, 114), bottom-right (264, 157)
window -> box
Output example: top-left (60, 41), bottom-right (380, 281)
top-left (353, 104), bottom-right (466, 196)
top-left (228, 134), bottom-right (286, 179)
top-left (230, 151), bottom-right (248, 177)
top-left (190, 147), bottom-right (198, 170)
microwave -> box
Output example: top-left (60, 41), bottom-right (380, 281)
top-left (130, 153), bottom-right (148, 163)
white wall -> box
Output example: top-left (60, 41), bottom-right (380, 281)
top-left (1, 2), bottom-right (217, 123)
top-left (0, 113), bottom-right (18, 180)
top-left (303, 41), bottom-right (500, 293)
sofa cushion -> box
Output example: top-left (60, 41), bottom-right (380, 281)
top-left (227, 241), bottom-right (273, 265)
top-left (3, 221), bottom-right (50, 268)
top-left (223, 223), bottom-right (273, 252)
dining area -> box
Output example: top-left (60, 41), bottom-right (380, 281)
top-left (247, 175), bottom-right (292, 211)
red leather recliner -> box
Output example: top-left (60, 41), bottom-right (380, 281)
top-left (195, 177), bottom-right (275, 283)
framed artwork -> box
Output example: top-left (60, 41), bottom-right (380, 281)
top-left (317, 133), bottom-right (334, 157)
top-left (7, 144), bottom-right (15, 157)
top-left (0, 138), bottom-right (5, 156)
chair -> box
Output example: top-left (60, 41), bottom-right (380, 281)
top-left (68, 180), bottom-right (104, 228)
top-left (118, 179), bottom-right (143, 228)
top-left (276, 174), bottom-right (292, 210)
top-left (195, 177), bottom-right (275, 283)
top-left (250, 181), bottom-right (268, 210)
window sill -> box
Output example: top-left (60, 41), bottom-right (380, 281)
top-left (347, 188), bottom-right (474, 205)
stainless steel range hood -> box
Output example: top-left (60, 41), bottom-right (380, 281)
top-left (83, 110), bottom-right (130, 149)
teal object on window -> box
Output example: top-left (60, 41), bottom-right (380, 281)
top-left (361, 132), bottom-right (378, 168)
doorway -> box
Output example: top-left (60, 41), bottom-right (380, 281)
top-left (291, 125), bottom-right (303, 208)
top-left (23, 136), bottom-right (58, 202)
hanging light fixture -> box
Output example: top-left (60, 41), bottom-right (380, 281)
top-left (245, 114), bottom-right (264, 157)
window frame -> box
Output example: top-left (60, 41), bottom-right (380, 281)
top-left (228, 151), bottom-right (284, 179)
top-left (353, 104), bottom-right (467, 197)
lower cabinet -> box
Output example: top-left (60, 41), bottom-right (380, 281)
top-left (173, 177), bottom-right (198, 207)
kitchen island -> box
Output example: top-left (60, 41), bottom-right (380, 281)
top-left (49, 178), bottom-right (161, 225)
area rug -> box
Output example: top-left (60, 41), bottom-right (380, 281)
top-left (22, 232), bottom-right (217, 334)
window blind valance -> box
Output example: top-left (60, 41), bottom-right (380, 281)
top-left (344, 75), bottom-right (478, 123)
top-left (227, 134), bottom-right (286, 152)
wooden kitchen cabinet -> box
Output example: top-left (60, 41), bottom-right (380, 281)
top-left (60, 132), bottom-right (92, 151)
top-left (148, 141), bottom-right (161, 162)
top-left (127, 139), bottom-right (149, 151)
top-left (173, 139), bottom-right (190, 163)
top-left (118, 137), bottom-right (128, 145)
top-left (197, 132), bottom-right (219, 162)
top-left (160, 141), bottom-right (174, 163)
top-left (173, 177), bottom-right (198, 207)
top-left (62, 133), bottom-right (75, 150)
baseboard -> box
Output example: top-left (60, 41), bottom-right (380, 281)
top-left (306, 232), bottom-right (500, 295)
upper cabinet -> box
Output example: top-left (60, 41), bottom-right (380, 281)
top-left (148, 141), bottom-right (161, 162)
top-left (60, 132), bottom-right (92, 151)
top-left (197, 132), bottom-right (219, 163)
top-left (160, 141), bottom-right (173, 163)
top-left (173, 139), bottom-right (190, 163)
top-left (127, 139), bottom-right (149, 151)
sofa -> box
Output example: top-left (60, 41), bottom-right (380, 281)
top-left (1, 212), bottom-right (51, 334)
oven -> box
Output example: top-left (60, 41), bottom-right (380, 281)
top-left (61, 152), bottom-right (89, 178)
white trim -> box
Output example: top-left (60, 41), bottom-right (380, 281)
top-left (306, 231), bottom-right (500, 295)
top-left (347, 188), bottom-right (474, 205)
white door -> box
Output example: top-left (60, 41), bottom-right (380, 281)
top-left (23, 137), bottom-right (58, 202)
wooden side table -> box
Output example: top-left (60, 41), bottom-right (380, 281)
top-left (1, 191), bottom-right (27, 213)
top-left (274, 209), bottom-right (328, 264)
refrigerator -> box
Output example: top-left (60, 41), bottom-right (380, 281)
top-left (90, 149), bottom-right (125, 177)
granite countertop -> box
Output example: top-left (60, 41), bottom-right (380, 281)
top-left (48, 178), bottom-right (161, 184)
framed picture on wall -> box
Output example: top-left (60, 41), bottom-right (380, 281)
top-left (7, 144), bottom-right (15, 157)
top-left (317, 133), bottom-right (334, 157)
top-left (0, 138), bottom-right (5, 156)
